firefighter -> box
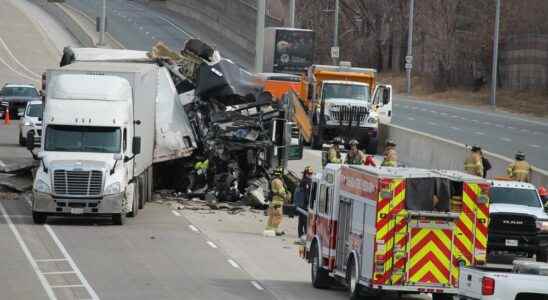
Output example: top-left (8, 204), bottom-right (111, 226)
top-left (187, 158), bottom-right (209, 193)
top-left (381, 139), bottom-right (398, 167)
top-left (539, 186), bottom-right (547, 207)
top-left (364, 154), bottom-right (377, 167)
top-left (345, 139), bottom-right (365, 165)
top-left (296, 166), bottom-right (313, 243)
top-left (506, 151), bottom-right (531, 182)
top-left (464, 145), bottom-right (483, 177)
top-left (265, 167), bottom-right (288, 236)
top-left (327, 137), bottom-right (342, 164)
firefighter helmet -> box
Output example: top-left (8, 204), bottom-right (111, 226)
top-left (349, 139), bottom-right (359, 146)
top-left (273, 167), bottom-right (284, 177)
top-left (303, 166), bottom-right (313, 175)
top-left (515, 151), bottom-right (526, 161)
top-left (386, 139), bottom-right (396, 147)
top-left (471, 145), bottom-right (482, 153)
top-left (333, 137), bottom-right (343, 145)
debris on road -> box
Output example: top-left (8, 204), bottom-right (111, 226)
top-left (0, 173), bottom-right (33, 192)
top-left (0, 157), bottom-right (37, 173)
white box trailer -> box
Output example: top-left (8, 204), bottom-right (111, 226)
top-left (30, 59), bottom-right (196, 225)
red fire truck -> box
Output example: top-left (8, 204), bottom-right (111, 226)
top-left (301, 164), bottom-right (491, 299)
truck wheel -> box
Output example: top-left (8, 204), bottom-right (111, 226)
top-left (112, 213), bottom-right (125, 225)
top-left (537, 249), bottom-right (548, 262)
top-left (32, 212), bottom-right (47, 224)
top-left (347, 257), bottom-right (363, 300)
top-left (127, 182), bottom-right (139, 217)
top-left (432, 294), bottom-right (453, 300)
top-left (310, 242), bottom-right (330, 289)
top-left (19, 132), bottom-right (26, 146)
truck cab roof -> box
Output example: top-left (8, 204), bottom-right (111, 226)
top-left (322, 80), bottom-right (369, 86)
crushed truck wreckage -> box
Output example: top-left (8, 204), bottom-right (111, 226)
top-left (58, 39), bottom-right (292, 206)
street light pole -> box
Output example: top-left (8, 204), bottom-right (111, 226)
top-left (490, 0), bottom-right (501, 107)
top-left (255, 0), bottom-right (266, 73)
top-left (405, 0), bottom-right (414, 95)
top-left (99, 0), bottom-right (106, 46)
top-left (289, 0), bottom-right (295, 27)
top-left (333, 0), bottom-right (340, 65)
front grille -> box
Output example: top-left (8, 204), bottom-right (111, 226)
top-left (53, 170), bottom-right (103, 196)
top-left (329, 106), bottom-right (368, 123)
top-left (489, 213), bottom-right (537, 235)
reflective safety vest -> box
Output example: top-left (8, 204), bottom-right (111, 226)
top-left (382, 149), bottom-right (397, 167)
top-left (271, 177), bottom-right (287, 206)
top-left (507, 160), bottom-right (531, 182)
top-left (346, 150), bottom-right (365, 165)
top-left (328, 147), bottom-right (342, 164)
top-left (464, 156), bottom-right (483, 177)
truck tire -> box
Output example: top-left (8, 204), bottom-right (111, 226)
top-left (19, 131), bottom-right (26, 146)
top-left (537, 249), bottom-right (548, 262)
top-left (32, 212), bottom-right (47, 224)
top-left (112, 213), bottom-right (125, 225)
top-left (310, 242), bottom-right (330, 289)
top-left (432, 294), bottom-right (453, 300)
top-left (127, 182), bottom-right (139, 218)
top-left (347, 257), bottom-right (363, 300)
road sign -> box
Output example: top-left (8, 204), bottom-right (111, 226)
top-left (405, 63), bottom-right (413, 69)
top-left (405, 55), bottom-right (413, 63)
top-left (331, 47), bottom-right (340, 59)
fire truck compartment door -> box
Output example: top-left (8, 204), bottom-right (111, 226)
top-left (335, 197), bottom-right (353, 272)
top-left (405, 213), bottom-right (458, 287)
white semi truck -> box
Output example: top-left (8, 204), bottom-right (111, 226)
top-left (28, 49), bottom-right (196, 225)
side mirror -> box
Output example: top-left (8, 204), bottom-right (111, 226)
top-left (132, 136), bottom-right (141, 156)
top-left (26, 131), bottom-right (35, 151)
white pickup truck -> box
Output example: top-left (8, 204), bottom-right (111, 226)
top-left (458, 261), bottom-right (548, 300)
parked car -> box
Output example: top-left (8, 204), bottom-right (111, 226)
top-left (0, 84), bottom-right (41, 120)
top-left (19, 100), bottom-right (42, 146)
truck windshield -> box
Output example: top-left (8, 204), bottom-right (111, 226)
top-left (490, 187), bottom-right (542, 208)
top-left (322, 83), bottom-right (369, 102)
top-left (45, 125), bottom-right (121, 153)
top-left (27, 104), bottom-right (42, 118)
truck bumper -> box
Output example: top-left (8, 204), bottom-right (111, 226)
top-left (32, 191), bottom-right (123, 215)
top-left (488, 232), bottom-right (548, 253)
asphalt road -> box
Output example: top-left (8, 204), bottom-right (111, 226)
top-left (63, 0), bottom-right (547, 170)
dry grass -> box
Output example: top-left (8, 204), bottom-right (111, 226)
top-left (378, 72), bottom-right (548, 117)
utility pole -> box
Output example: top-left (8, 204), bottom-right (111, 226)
top-left (289, 0), bottom-right (295, 27)
top-left (255, 0), bottom-right (266, 73)
top-left (490, 0), bottom-right (501, 107)
top-left (333, 0), bottom-right (340, 65)
top-left (405, 0), bottom-right (415, 95)
top-left (99, 0), bottom-right (106, 46)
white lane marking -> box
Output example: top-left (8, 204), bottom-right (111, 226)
top-left (251, 281), bottom-right (264, 291)
top-left (189, 225), bottom-right (199, 232)
top-left (171, 210), bottom-right (181, 217)
top-left (5, 214), bottom-right (32, 218)
top-left (227, 259), bottom-right (241, 269)
top-left (0, 35), bottom-right (41, 78)
top-left (475, 132), bottom-right (485, 136)
top-left (44, 225), bottom-right (100, 299)
top-left (0, 202), bottom-right (58, 300)
top-left (500, 137), bottom-right (512, 142)
top-left (530, 144), bottom-right (541, 148)
top-left (407, 117), bottom-right (415, 121)
top-left (35, 258), bottom-right (68, 262)
top-left (145, 31), bottom-right (149, 35)
top-left (429, 110), bottom-right (437, 113)
top-left (51, 285), bottom-right (85, 289)
top-left (151, 36), bottom-right (156, 40)
top-left (125, 2), bottom-right (195, 38)
top-left (450, 126), bottom-right (461, 131)
top-left (0, 54), bottom-right (38, 82)
top-left (451, 115), bottom-right (459, 118)
top-left (428, 121), bottom-right (437, 126)
top-left (42, 271), bottom-right (77, 275)
top-left (206, 241), bottom-right (218, 249)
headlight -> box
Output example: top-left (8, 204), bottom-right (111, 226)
top-left (35, 179), bottom-right (50, 193)
top-left (24, 122), bottom-right (31, 126)
top-left (105, 182), bottom-right (121, 195)
top-left (367, 117), bottom-right (378, 124)
top-left (536, 220), bottom-right (548, 232)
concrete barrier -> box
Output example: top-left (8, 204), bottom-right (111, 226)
top-left (379, 123), bottom-right (548, 187)
top-left (29, 1), bottom-right (94, 48)
top-left (166, 0), bottom-right (282, 59)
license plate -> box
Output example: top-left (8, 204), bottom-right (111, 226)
top-left (505, 239), bottom-right (518, 247)
top-left (70, 208), bottom-right (84, 215)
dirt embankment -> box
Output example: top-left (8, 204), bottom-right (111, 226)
top-left (379, 72), bottom-right (548, 118)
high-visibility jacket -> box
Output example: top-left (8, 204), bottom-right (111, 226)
top-left (464, 156), bottom-right (483, 177)
top-left (328, 147), bottom-right (342, 164)
top-left (271, 177), bottom-right (287, 206)
top-left (346, 150), bottom-right (365, 165)
top-left (381, 148), bottom-right (397, 167)
top-left (506, 160), bottom-right (531, 182)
